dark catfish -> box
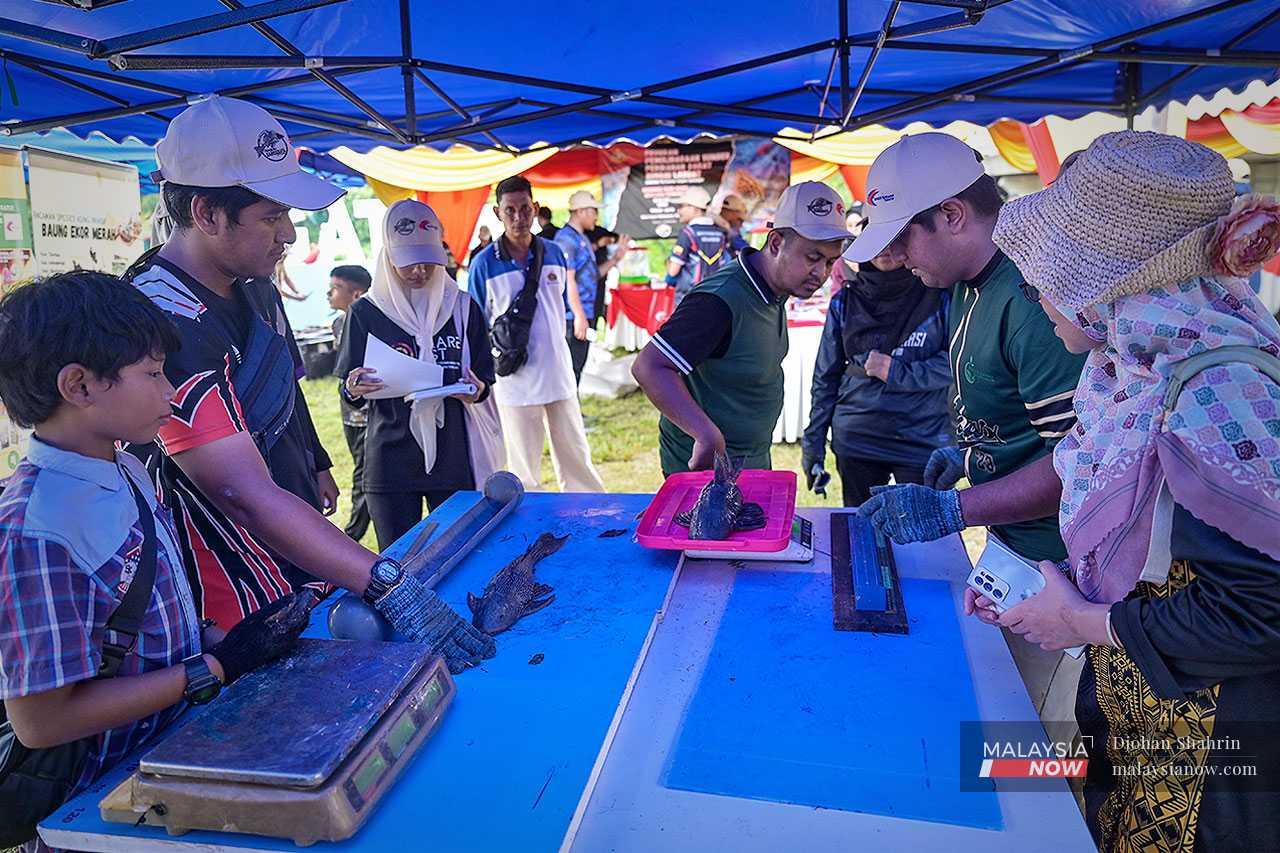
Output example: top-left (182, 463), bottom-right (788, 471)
top-left (674, 453), bottom-right (766, 540)
top-left (467, 533), bottom-right (568, 635)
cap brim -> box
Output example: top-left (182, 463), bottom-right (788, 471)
top-left (793, 224), bottom-right (857, 244)
top-left (843, 217), bottom-right (909, 262)
top-left (243, 169), bottom-right (345, 211)
top-left (388, 243), bottom-right (449, 268)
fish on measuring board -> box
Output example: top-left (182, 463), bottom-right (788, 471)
top-left (673, 454), bottom-right (767, 540)
top-left (467, 532), bottom-right (569, 635)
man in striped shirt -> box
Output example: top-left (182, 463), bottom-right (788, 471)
top-left (849, 133), bottom-right (1086, 565)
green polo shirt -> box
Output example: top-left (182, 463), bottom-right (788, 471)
top-left (651, 250), bottom-right (788, 475)
top-left (950, 251), bottom-right (1087, 562)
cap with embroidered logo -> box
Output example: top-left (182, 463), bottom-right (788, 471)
top-left (384, 199), bottom-right (448, 268)
top-left (768, 181), bottom-right (856, 243)
top-left (844, 131), bottom-right (985, 262)
top-left (154, 94), bottom-right (344, 212)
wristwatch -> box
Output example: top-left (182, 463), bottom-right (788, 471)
top-left (182, 654), bottom-right (221, 705)
top-left (362, 556), bottom-right (405, 605)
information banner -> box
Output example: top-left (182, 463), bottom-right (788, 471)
top-left (27, 147), bottom-right (143, 276)
top-left (613, 138), bottom-right (791, 240)
top-left (0, 147), bottom-right (35, 290)
top-left (615, 141), bottom-right (733, 239)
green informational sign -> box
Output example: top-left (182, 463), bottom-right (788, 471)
top-left (0, 195), bottom-right (33, 250)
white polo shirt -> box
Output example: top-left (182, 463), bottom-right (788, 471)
top-left (467, 235), bottom-right (577, 408)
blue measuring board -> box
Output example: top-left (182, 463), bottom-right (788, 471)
top-left (664, 569), bottom-right (1002, 830)
top-left (851, 514), bottom-right (888, 612)
top-left (45, 492), bottom-right (679, 853)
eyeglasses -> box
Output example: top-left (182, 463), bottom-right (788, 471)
top-left (1017, 280), bottom-right (1041, 303)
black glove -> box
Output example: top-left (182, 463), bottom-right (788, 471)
top-left (207, 593), bottom-right (312, 685)
top-left (801, 452), bottom-right (823, 491)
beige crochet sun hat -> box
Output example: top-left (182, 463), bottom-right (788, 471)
top-left (992, 131), bottom-right (1236, 310)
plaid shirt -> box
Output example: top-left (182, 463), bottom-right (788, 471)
top-left (0, 437), bottom-right (200, 797)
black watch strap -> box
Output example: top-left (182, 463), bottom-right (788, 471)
top-left (362, 556), bottom-right (404, 605)
top-left (182, 654), bottom-right (221, 705)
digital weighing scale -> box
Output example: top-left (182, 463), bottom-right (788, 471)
top-left (101, 639), bottom-right (454, 846)
top-left (684, 516), bottom-right (814, 562)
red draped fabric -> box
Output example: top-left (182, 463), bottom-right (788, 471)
top-left (838, 164), bottom-right (870, 203)
top-left (607, 286), bottom-right (675, 335)
top-left (417, 185), bottom-right (492, 264)
top-left (1021, 118), bottom-right (1061, 184)
top-left (523, 143), bottom-right (645, 186)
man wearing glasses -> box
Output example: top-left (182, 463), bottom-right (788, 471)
top-left (848, 132), bottom-right (1085, 567)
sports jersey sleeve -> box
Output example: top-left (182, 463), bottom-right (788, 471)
top-left (1003, 305), bottom-right (1086, 450)
top-left (0, 536), bottom-right (96, 698)
top-left (650, 292), bottom-right (732, 374)
top-left (156, 330), bottom-right (247, 456)
top-left (466, 251), bottom-right (490, 314)
top-left (669, 228), bottom-right (693, 269)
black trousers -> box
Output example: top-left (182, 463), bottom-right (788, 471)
top-left (836, 455), bottom-right (927, 508)
top-left (342, 423), bottom-right (370, 542)
top-left (566, 320), bottom-right (590, 386)
top-left (367, 490), bottom-right (461, 552)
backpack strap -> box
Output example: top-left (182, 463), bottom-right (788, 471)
top-left (97, 469), bottom-right (160, 679)
top-left (1163, 345), bottom-right (1280, 412)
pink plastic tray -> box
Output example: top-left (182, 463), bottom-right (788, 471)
top-left (636, 469), bottom-right (798, 552)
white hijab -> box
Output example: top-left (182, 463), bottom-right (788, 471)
top-left (365, 209), bottom-right (505, 481)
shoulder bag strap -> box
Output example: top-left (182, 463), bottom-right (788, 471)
top-left (1163, 345), bottom-right (1280, 412)
top-left (98, 471), bottom-right (160, 679)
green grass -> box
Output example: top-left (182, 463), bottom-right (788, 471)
top-left (302, 378), bottom-right (985, 562)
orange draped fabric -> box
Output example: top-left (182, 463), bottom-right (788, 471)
top-left (838, 164), bottom-right (870, 202)
top-left (416, 185), bottom-right (492, 265)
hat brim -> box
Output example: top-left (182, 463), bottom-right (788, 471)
top-left (388, 243), bottom-right (449, 268)
top-left (792, 224), bottom-right (857, 244)
top-left (243, 169), bottom-right (345, 211)
top-left (843, 217), bottom-right (909, 262)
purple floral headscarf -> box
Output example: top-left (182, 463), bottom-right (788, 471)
top-left (1052, 275), bottom-right (1280, 603)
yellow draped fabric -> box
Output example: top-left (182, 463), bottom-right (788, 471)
top-left (330, 144), bottom-right (559, 193)
top-left (365, 176), bottom-right (415, 206)
top-left (527, 177), bottom-right (604, 211)
top-left (987, 120), bottom-right (1037, 173)
top-left (774, 121), bottom-right (991, 166)
top-left (788, 154), bottom-right (840, 185)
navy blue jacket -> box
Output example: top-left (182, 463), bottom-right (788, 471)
top-left (802, 279), bottom-right (953, 467)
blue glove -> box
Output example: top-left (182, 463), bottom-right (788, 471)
top-left (923, 446), bottom-right (966, 490)
top-left (856, 484), bottom-right (964, 544)
top-left (373, 573), bottom-right (496, 673)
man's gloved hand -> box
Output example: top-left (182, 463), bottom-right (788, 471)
top-left (372, 573), bottom-right (496, 674)
top-left (856, 484), bottom-right (965, 545)
top-left (923, 446), bottom-right (966, 490)
top-left (801, 452), bottom-right (824, 492)
top-left (207, 592), bottom-right (312, 685)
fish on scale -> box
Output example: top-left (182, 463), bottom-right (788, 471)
top-left (674, 453), bottom-right (766, 540)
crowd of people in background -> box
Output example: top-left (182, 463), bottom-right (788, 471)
top-left (3, 89), bottom-right (1280, 853)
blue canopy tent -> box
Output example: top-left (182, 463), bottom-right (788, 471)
top-left (0, 0), bottom-right (1275, 154)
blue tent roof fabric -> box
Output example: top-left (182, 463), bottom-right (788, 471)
top-left (0, 0), bottom-right (1276, 153)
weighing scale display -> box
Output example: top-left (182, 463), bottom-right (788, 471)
top-left (105, 640), bottom-right (456, 846)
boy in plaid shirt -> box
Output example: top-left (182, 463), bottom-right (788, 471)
top-left (0, 272), bottom-right (311, 850)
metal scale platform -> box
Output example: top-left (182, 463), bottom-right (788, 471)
top-left (101, 639), bottom-right (454, 846)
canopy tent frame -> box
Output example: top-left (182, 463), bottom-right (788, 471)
top-left (0, 0), bottom-right (1276, 152)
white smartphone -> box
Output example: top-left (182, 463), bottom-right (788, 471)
top-left (967, 534), bottom-right (1085, 658)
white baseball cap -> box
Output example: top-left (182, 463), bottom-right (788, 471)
top-left (676, 185), bottom-right (712, 209)
top-left (384, 199), bottom-right (448, 268)
top-left (568, 189), bottom-right (599, 210)
top-left (155, 95), bottom-right (344, 211)
top-left (769, 181), bottom-right (856, 243)
top-left (844, 132), bottom-right (985, 262)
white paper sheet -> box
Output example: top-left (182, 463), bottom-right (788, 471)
top-left (362, 335), bottom-right (445, 399)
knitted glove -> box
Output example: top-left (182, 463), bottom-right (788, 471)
top-left (207, 593), bottom-right (311, 685)
top-left (856, 484), bottom-right (965, 545)
top-left (372, 573), bottom-right (496, 673)
top-left (923, 446), bottom-right (966, 490)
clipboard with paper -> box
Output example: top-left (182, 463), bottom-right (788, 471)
top-left (361, 335), bottom-right (476, 401)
